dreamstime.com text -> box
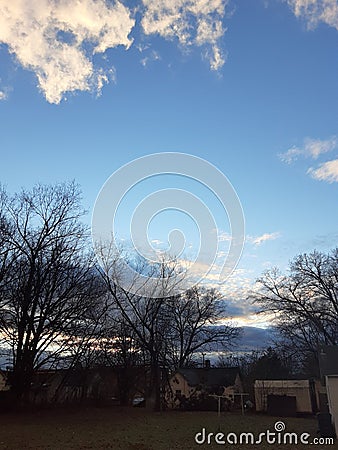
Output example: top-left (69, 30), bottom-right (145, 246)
top-left (195, 421), bottom-right (335, 446)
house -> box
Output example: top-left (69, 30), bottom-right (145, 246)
top-left (254, 379), bottom-right (320, 415)
top-left (319, 345), bottom-right (338, 434)
top-left (167, 366), bottom-right (242, 409)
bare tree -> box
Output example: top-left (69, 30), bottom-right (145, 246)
top-left (252, 249), bottom-right (338, 369)
top-left (0, 182), bottom-right (103, 403)
top-left (98, 273), bottom-right (171, 410)
top-left (96, 243), bottom-right (194, 409)
top-left (165, 286), bottom-right (241, 369)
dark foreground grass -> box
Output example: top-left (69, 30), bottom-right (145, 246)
top-left (0, 406), bottom-right (336, 450)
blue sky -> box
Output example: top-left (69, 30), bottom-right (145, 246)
top-left (1, 0), bottom-right (338, 329)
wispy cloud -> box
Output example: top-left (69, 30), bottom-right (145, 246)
top-left (279, 137), bottom-right (337, 164)
top-left (0, 0), bottom-right (134, 104)
top-left (307, 159), bottom-right (338, 183)
top-left (0, 80), bottom-right (11, 101)
top-left (215, 229), bottom-right (281, 247)
top-left (140, 50), bottom-right (161, 67)
top-left (247, 232), bottom-right (281, 246)
top-left (140, 0), bottom-right (227, 70)
top-left (280, 136), bottom-right (338, 183)
top-left (218, 231), bottom-right (232, 242)
top-left (150, 238), bottom-right (164, 246)
top-left (287, 0), bottom-right (338, 31)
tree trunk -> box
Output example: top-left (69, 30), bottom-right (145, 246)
top-left (145, 362), bottom-right (161, 411)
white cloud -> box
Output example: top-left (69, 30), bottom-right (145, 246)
top-left (247, 232), bottom-right (281, 246)
top-left (0, 0), bottom-right (134, 104)
top-left (140, 0), bottom-right (227, 70)
top-left (279, 136), bottom-right (337, 164)
top-left (287, 0), bottom-right (338, 31)
top-left (0, 0), bottom-right (231, 102)
top-left (307, 159), bottom-right (338, 183)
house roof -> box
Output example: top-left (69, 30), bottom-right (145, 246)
top-left (177, 367), bottom-right (240, 388)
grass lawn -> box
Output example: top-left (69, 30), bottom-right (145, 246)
top-left (0, 406), bottom-right (336, 449)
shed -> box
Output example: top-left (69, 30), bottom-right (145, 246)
top-left (254, 379), bottom-right (319, 414)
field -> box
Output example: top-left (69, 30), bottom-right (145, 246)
top-left (0, 406), bottom-right (336, 449)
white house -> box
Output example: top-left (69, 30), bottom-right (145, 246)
top-left (167, 366), bottom-right (242, 409)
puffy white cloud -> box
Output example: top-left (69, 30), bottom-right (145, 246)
top-left (304, 137), bottom-right (337, 158)
top-left (247, 232), bottom-right (281, 246)
top-left (279, 137), bottom-right (337, 164)
top-left (307, 159), bottom-right (338, 183)
top-left (141, 0), bottom-right (227, 70)
top-left (287, 0), bottom-right (338, 30)
top-left (0, 0), bottom-right (230, 102)
top-left (0, 0), bottom-right (134, 104)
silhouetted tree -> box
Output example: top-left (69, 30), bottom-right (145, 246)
top-left (252, 249), bottom-right (338, 375)
top-left (0, 182), bottom-right (103, 403)
top-left (96, 248), bottom-right (179, 410)
top-left (165, 286), bottom-right (241, 369)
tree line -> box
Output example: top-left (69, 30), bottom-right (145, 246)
top-left (0, 181), bottom-right (336, 408)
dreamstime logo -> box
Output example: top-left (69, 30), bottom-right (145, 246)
top-left (195, 421), bottom-right (335, 446)
top-left (91, 153), bottom-right (245, 297)
top-left (274, 421), bottom-right (286, 432)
